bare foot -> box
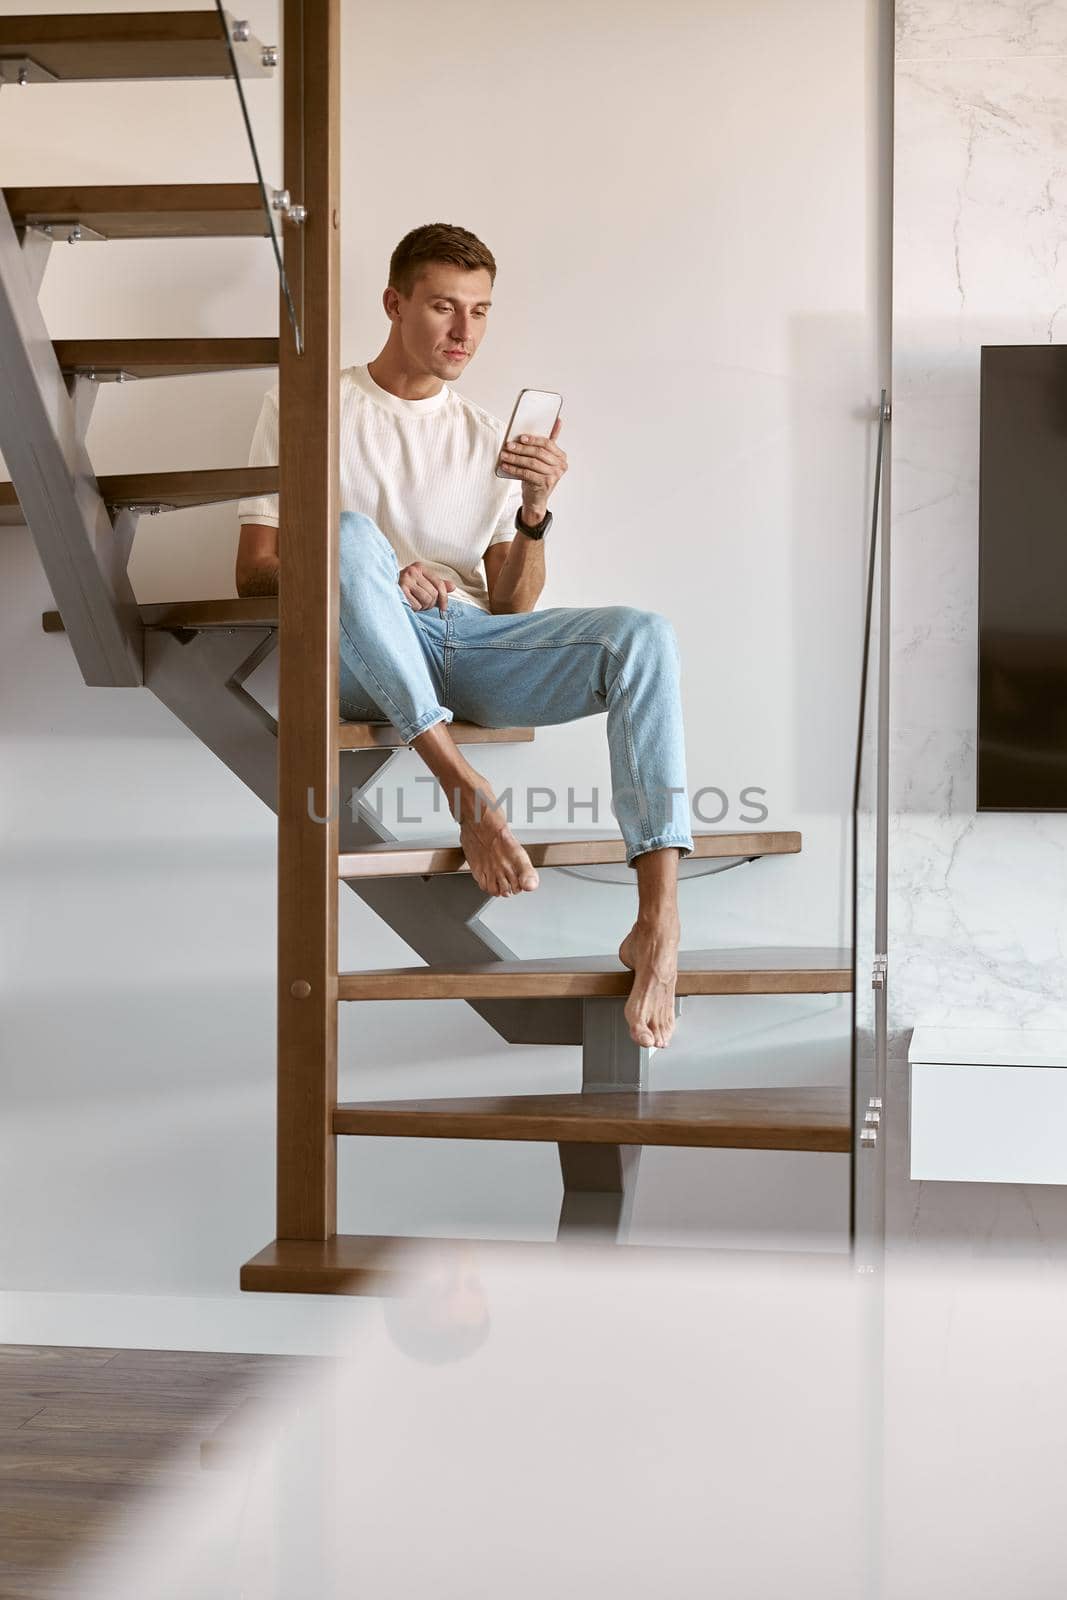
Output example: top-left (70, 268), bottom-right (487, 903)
top-left (458, 787), bottom-right (540, 898)
top-left (619, 917), bottom-right (681, 1049)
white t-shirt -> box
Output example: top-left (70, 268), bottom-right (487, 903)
top-left (236, 363), bottom-right (523, 610)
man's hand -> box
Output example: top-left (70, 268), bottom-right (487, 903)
top-left (497, 415), bottom-right (567, 522)
top-left (399, 562), bottom-right (455, 614)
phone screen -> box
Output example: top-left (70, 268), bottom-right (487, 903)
top-left (495, 388), bottom-right (563, 478)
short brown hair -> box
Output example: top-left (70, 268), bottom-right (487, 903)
top-left (388, 223), bottom-right (496, 299)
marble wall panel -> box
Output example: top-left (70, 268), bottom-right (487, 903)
top-left (889, 1), bottom-right (1067, 1240)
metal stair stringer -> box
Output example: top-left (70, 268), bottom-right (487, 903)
top-left (143, 624), bottom-right (580, 1046)
top-left (0, 190), bottom-right (142, 685)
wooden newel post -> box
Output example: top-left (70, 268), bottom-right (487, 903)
top-left (276, 0), bottom-right (341, 1240)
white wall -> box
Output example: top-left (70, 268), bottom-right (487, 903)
top-left (0, 0), bottom-right (883, 1349)
top-left (887, 0), bottom-right (1067, 1251)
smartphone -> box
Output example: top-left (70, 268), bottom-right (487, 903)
top-left (495, 388), bottom-right (563, 478)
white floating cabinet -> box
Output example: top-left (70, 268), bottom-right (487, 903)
top-left (909, 1027), bottom-right (1067, 1185)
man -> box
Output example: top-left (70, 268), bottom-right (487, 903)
top-left (236, 223), bottom-right (693, 1050)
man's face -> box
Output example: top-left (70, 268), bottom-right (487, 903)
top-left (392, 265), bottom-right (493, 380)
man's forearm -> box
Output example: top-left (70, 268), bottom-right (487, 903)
top-left (489, 526), bottom-right (546, 613)
top-left (236, 559), bottom-right (280, 598)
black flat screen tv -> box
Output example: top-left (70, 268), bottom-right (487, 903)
top-left (978, 344), bottom-right (1067, 810)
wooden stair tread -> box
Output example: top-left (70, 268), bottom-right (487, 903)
top-left (91, 465), bottom-right (277, 508)
top-left (337, 720), bottom-right (532, 749)
top-left (241, 1234), bottom-right (851, 1295)
top-left (241, 1236), bottom-right (445, 1296)
top-left (4, 183), bottom-right (268, 239)
top-left (334, 1087), bottom-right (850, 1152)
top-left (0, 12), bottom-right (273, 82)
top-left (144, 597), bottom-right (276, 629)
top-left (52, 337), bottom-right (278, 379)
top-left (339, 829), bottom-right (800, 877)
top-left (339, 947), bottom-right (853, 1000)
top-left (4, 467), bottom-right (276, 530)
top-left (41, 596), bottom-right (278, 632)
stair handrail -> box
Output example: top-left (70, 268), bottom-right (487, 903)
top-left (850, 388), bottom-right (891, 1245)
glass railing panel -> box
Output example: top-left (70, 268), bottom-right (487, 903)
top-left (852, 390), bottom-right (891, 1263)
top-left (215, 2), bottom-right (303, 353)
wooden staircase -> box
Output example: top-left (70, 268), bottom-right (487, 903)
top-left (0, 6), bottom-right (857, 1296)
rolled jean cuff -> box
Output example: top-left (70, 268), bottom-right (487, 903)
top-left (626, 832), bottom-right (695, 868)
top-left (401, 706), bottom-right (453, 745)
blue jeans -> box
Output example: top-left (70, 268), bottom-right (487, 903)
top-left (337, 512), bottom-right (694, 865)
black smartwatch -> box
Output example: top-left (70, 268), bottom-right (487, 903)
top-left (515, 505), bottom-right (553, 540)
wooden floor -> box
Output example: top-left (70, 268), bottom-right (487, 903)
top-left (0, 1343), bottom-right (317, 1598)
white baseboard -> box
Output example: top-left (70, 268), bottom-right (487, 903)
top-left (0, 1289), bottom-right (377, 1356)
